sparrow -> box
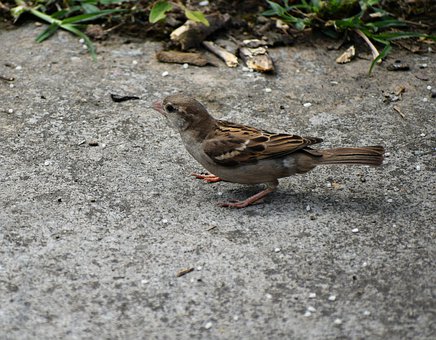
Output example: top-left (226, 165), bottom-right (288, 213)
top-left (152, 94), bottom-right (384, 208)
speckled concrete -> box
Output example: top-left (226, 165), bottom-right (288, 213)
top-left (0, 24), bottom-right (435, 339)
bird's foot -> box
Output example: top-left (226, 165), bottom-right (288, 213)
top-left (218, 187), bottom-right (275, 209)
top-left (191, 173), bottom-right (223, 183)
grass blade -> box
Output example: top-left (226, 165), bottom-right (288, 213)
top-left (369, 44), bottom-right (391, 75)
top-left (61, 23), bottom-right (97, 60)
top-left (61, 9), bottom-right (122, 24)
top-left (36, 22), bottom-right (59, 42)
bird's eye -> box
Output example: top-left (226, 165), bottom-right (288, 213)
top-left (165, 104), bottom-right (176, 113)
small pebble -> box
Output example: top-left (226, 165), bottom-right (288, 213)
top-left (427, 85), bottom-right (432, 90)
top-left (15, 65), bottom-right (22, 70)
top-left (9, 84), bottom-right (14, 88)
top-left (328, 295), bottom-right (336, 301)
top-left (8, 108), bottom-right (14, 113)
top-left (304, 311), bottom-right (312, 317)
top-left (423, 98), bottom-right (428, 102)
top-left (82, 44), bottom-right (88, 50)
top-left (420, 133), bottom-right (426, 137)
top-left (416, 165), bottom-right (421, 171)
top-left (146, 178), bottom-right (154, 183)
top-left (233, 315), bottom-right (239, 321)
top-left (306, 205), bottom-right (311, 212)
top-left (363, 310), bottom-right (371, 316)
top-left (334, 318), bottom-right (342, 325)
top-left (309, 292), bottom-right (316, 298)
top-left (303, 102), bottom-right (312, 108)
top-left (182, 63), bottom-right (189, 69)
top-left (265, 88), bottom-right (272, 93)
top-left (162, 71), bottom-right (169, 77)
top-left (79, 38), bottom-right (85, 44)
top-left (307, 306), bottom-right (316, 312)
top-left (204, 322), bottom-right (213, 330)
top-left (274, 248), bottom-right (281, 253)
top-left (326, 182), bottom-right (332, 188)
top-left (141, 279), bottom-right (149, 284)
top-left (362, 262), bottom-right (368, 267)
top-left (199, 0), bottom-right (209, 5)
top-left (265, 293), bottom-right (273, 299)
top-left (387, 198), bottom-right (393, 203)
top-left (162, 219), bottom-right (168, 224)
top-left (242, 67), bottom-right (250, 72)
top-left (419, 63), bottom-right (428, 69)
top-left (352, 228), bottom-right (359, 233)
top-left (330, 81), bottom-right (339, 85)
top-left (197, 266), bottom-right (202, 271)
top-left (132, 60), bottom-right (138, 65)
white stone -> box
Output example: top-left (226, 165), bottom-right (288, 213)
top-left (162, 71), bottom-right (169, 77)
top-left (265, 88), bottom-right (272, 93)
top-left (334, 318), bottom-right (342, 325)
top-left (204, 322), bottom-right (213, 329)
top-left (309, 292), bottom-right (316, 298)
top-left (328, 295), bottom-right (336, 301)
top-left (303, 102), bottom-right (312, 108)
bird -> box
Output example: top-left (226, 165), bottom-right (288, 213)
top-left (152, 94), bottom-right (384, 208)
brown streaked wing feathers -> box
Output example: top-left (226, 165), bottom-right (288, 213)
top-left (203, 120), bottom-right (323, 166)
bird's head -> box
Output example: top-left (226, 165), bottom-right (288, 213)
top-left (152, 95), bottom-right (214, 132)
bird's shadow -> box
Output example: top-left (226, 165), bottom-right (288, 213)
top-left (218, 184), bottom-right (400, 217)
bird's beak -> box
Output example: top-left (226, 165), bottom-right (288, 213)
top-left (152, 100), bottom-right (166, 115)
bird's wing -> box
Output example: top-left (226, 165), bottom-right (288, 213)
top-left (203, 120), bottom-right (322, 166)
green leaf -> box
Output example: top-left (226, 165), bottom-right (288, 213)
top-left (185, 9), bottom-right (209, 26)
top-left (36, 23), bottom-right (59, 42)
top-left (81, 3), bottom-right (100, 14)
top-left (369, 43), bottom-right (391, 75)
top-left (264, 0), bottom-right (287, 17)
top-left (149, 1), bottom-right (173, 24)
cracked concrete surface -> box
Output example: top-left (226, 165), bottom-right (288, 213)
top-left (0, 25), bottom-right (435, 339)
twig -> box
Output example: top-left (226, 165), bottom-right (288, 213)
top-left (176, 267), bottom-right (194, 277)
top-left (393, 106), bottom-right (405, 119)
top-left (354, 29), bottom-right (381, 63)
top-left (202, 41), bottom-right (238, 67)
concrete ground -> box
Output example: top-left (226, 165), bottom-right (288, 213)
top-left (0, 24), bottom-right (435, 339)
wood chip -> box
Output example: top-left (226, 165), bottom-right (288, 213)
top-left (336, 46), bottom-right (355, 64)
top-left (170, 13), bottom-right (230, 50)
top-left (202, 41), bottom-right (238, 67)
top-left (239, 46), bottom-right (274, 73)
top-left (156, 50), bottom-right (211, 66)
top-left (176, 267), bottom-right (194, 277)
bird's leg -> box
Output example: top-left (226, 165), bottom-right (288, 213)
top-left (191, 172), bottom-right (223, 183)
top-left (219, 181), bottom-right (278, 208)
